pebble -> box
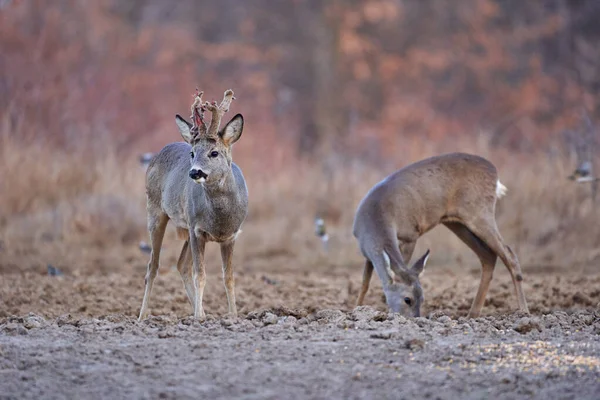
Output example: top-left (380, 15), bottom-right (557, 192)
top-left (262, 312), bottom-right (278, 325)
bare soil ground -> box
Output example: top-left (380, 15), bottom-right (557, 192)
top-left (1, 261), bottom-right (599, 399)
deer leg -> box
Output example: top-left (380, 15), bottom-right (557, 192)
top-left (505, 244), bottom-right (528, 313)
top-left (219, 240), bottom-right (238, 317)
top-left (176, 240), bottom-right (195, 309)
top-left (464, 219), bottom-right (529, 314)
top-left (189, 231), bottom-right (207, 319)
top-left (138, 212), bottom-right (169, 321)
top-left (444, 222), bottom-right (497, 318)
top-left (356, 259), bottom-right (374, 306)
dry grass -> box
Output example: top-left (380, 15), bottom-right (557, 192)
top-left (1, 129), bottom-right (598, 280)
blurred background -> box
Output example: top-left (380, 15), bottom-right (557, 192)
top-left (1, 0), bottom-right (600, 283)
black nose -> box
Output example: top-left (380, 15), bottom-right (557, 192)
top-left (189, 169), bottom-right (208, 180)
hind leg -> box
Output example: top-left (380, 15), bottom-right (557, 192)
top-left (445, 222), bottom-right (497, 318)
top-left (176, 240), bottom-right (195, 309)
top-left (138, 211), bottom-right (169, 321)
top-left (464, 219), bottom-right (529, 314)
top-left (504, 244), bottom-right (528, 313)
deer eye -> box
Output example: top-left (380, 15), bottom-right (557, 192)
top-left (190, 151), bottom-right (194, 159)
top-left (404, 297), bottom-right (412, 306)
top-left (210, 151), bottom-right (219, 158)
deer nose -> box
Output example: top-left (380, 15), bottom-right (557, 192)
top-left (189, 168), bottom-right (208, 180)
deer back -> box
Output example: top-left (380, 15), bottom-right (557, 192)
top-left (354, 153), bottom-right (499, 242)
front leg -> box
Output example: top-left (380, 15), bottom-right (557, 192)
top-left (189, 229), bottom-right (207, 319)
top-left (219, 239), bottom-right (238, 317)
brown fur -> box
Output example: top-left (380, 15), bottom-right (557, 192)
top-left (138, 90), bottom-right (248, 320)
top-left (353, 152), bottom-right (529, 318)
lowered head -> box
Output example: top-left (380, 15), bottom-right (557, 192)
top-left (384, 250), bottom-right (430, 317)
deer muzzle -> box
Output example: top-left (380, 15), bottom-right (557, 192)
top-left (189, 168), bottom-right (208, 183)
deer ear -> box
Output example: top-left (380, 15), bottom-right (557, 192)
top-left (410, 249), bottom-right (430, 276)
top-left (220, 114), bottom-right (243, 146)
top-left (175, 114), bottom-right (195, 143)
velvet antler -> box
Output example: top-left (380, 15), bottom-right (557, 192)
top-left (204, 89), bottom-right (235, 137)
top-left (190, 88), bottom-right (207, 136)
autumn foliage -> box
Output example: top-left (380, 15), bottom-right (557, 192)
top-left (1, 0), bottom-right (600, 275)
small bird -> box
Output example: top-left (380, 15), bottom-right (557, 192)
top-left (47, 264), bottom-right (63, 276)
top-left (139, 241), bottom-right (167, 256)
top-left (314, 216), bottom-right (329, 252)
top-left (568, 161), bottom-right (599, 183)
top-left (261, 275), bottom-right (278, 285)
top-left (138, 241), bottom-right (152, 254)
top-left (139, 153), bottom-right (155, 171)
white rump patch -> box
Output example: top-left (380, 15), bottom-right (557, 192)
top-left (575, 176), bottom-right (596, 183)
top-left (496, 180), bottom-right (508, 199)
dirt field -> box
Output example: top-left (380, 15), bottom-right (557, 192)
top-left (3, 134), bottom-right (600, 400)
top-left (4, 1), bottom-right (600, 398)
top-left (1, 258), bottom-right (599, 399)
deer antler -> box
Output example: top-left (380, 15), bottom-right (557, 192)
top-left (190, 88), bottom-right (207, 136)
top-left (204, 89), bottom-right (235, 137)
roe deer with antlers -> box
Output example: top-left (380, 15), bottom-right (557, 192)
top-left (138, 89), bottom-right (248, 320)
top-left (353, 153), bottom-right (529, 318)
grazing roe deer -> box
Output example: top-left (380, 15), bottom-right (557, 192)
top-left (353, 153), bottom-right (529, 318)
top-left (138, 89), bottom-right (248, 320)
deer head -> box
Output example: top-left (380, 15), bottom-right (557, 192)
top-left (384, 250), bottom-right (430, 317)
top-left (175, 89), bottom-right (243, 186)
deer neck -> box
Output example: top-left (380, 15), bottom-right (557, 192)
top-left (191, 167), bottom-right (244, 241)
top-left (200, 168), bottom-right (239, 201)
